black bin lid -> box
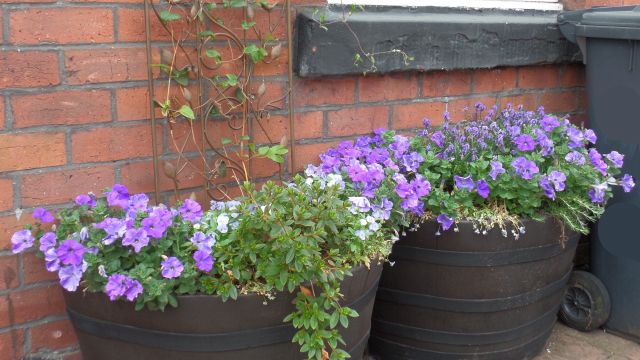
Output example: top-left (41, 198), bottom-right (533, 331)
top-left (576, 6), bottom-right (640, 40)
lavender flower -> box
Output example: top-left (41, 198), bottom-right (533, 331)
top-left (348, 197), bottom-right (371, 213)
top-left (106, 184), bottom-right (130, 209)
top-left (412, 175), bottom-right (431, 197)
top-left (124, 278), bottom-right (143, 301)
top-left (389, 135), bottom-right (410, 156)
top-left (540, 176), bottom-right (556, 200)
top-left (75, 194), bottom-right (96, 208)
top-left (105, 274), bottom-right (128, 300)
top-left (142, 205), bottom-right (173, 238)
top-left (56, 239), bottom-right (85, 266)
top-left (584, 129), bottom-right (597, 144)
top-left (190, 231), bottom-right (216, 252)
top-left (540, 115), bottom-right (560, 132)
top-left (11, 229), bottom-right (34, 254)
top-left (606, 151), bottom-right (624, 168)
top-left (95, 218), bottom-right (127, 245)
top-left (431, 131), bottom-right (445, 148)
top-left (193, 250), bottom-right (214, 272)
top-left (161, 257), bottom-right (184, 279)
top-left (129, 193), bottom-right (149, 212)
top-left (402, 152), bottom-right (424, 172)
top-left (437, 214), bottom-right (454, 231)
top-left (511, 157), bottom-right (539, 180)
top-left (589, 149), bottom-right (608, 176)
top-left (371, 198), bottom-right (393, 221)
top-left (33, 208), bottom-right (55, 223)
top-left (621, 174), bottom-right (635, 193)
top-left (216, 213), bottom-right (230, 233)
top-left (58, 264), bottom-right (83, 292)
top-left (476, 179), bottom-right (490, 199)
top-left (588, 183), bottom-right (608, 203)
top-left (44, 248), bottom-right (60, 272)
top-left (39, 232), bottom-right (57, 252)
top-left (179, 199), bottom-right (203, 223)
top-left (548, 171), bottom-right (567, 191)
top-left (566, 128), bottom-right (584, 149)
top-left (122, 228), bottom-right (149, 253)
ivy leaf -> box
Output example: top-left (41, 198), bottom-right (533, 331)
top-left (241, 21), bottom-right (256, 30)
top-left (205, 49), bottom-right (221, 63)
top-left (159, 10), bottom-right (181, 22)
top-left (177, 105), bottom-right (195, 120)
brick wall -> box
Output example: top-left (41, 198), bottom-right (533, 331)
top-left (0, 0), bottom-right (636, 358)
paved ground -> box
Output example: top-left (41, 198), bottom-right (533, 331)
top-left (536, 323), bottom-right (640, 360)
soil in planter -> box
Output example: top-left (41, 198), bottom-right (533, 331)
top-left (65, 263), bottom-right (382, 360)
top-left (369, 219), bottom-right (578, 360)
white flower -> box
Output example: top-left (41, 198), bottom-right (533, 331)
top-left (305, 177), bottom-right (314, 186)
top-left (360, 219), bottom-right (368, 226)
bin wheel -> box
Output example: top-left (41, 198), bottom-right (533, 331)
top-left (559, 270), bottom-right (610, 332)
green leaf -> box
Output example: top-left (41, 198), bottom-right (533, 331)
top-left (177, 105), bottom-right (195, 120)
top-left (198, 30), bottom-right (216, 38)
top-left (243, 44), bottom-right (268, 64)
top-left (221, 137), bottom-right (232, 145)
top-left (159, 10), bottom-right (181, 23)
top-left (241, 21), bottom-right (256, 30)
top-left (205, 49), bottom-right (221, 61)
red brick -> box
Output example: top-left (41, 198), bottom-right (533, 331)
top-left (0, 133), bottom-right (66, 172)
top-left (208, 8), bottom-right (286, 41)
top-left (422, 70), bottom-right (472, 98)
top-left (72, 125), bottom-right (160, 163)
top-left (0, 99), bottom-right (4, 130)
top-left (392, 102), bottom-right (446, 129)
top-left (21, 166), bottom-right (115, 207)
top-left (540, 91), bottom-right (579, 114)
top-left (253, 47), bottom-right (290, 77)
top-left (588, 0), bottom-right (622, 6)
top-left (359, 73), bottom-right (418, 102)
top-left (0, 178), bottom-right (13, 212)
top-left (30, 319), bottom-right (78, 351)
top-left (0, 255), bottom-right (18, 290)
top-left (12, 90), bottom-right (111, 128)
top-left (562, 0), bottom-right (586, 10)
top-left (0, 51), bottom-right (59, 89)
top-left (10, 8), bottom-right (114, 45)
top-left (0, 0), bottom-right (55, 2)
top-left (328, 106), bottom-right (389, 137)
top-left (120, 159), bottom-right (205, 195)
top-left (518, 65), bottom-right (559, 89)
top-left (0, 284), bottom-right (65, 326)
top-left (501, 93), bottom-right (539, 112)
top-left (0, 214), bottom-right (30, 251)
top-left (294, 78), bottom-right (356, 107)
top-left (253, 112), bottom-right (323, 144)
top-left (293, 141), bottom-right (339, 173)
top-left (623, 0), bottom-right (640, 4)
top-left (0, 328), bottom-right (24, 360)
top-left (68, 0), bottom-right (148, 2)
top-left (65, 48), bottom-right (148, 84)
top-left (446, 96), bottom-right (498, 122)
top-left (251, 156), bottom-right (280, 179)
top-left (473, 68), bottom-right (517, 93)
top-left (23, 252), bottom-right (57, 285)
top-left (559, 64), bottom-right (586, 87)
top-left (116, 87), bottom-right (157, 121)
top-left (117, 8), bottom-right (186, 42)
top-left (577, 88), bottom-right (588, 113)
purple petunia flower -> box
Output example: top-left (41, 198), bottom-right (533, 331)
top-left (75, 194), bottom-right (96, 208)
top-left (161, 257), bottom-right (184, 279)
top-left (431, 131), bottom-right (445, 148)
top-left (106, 184), bottom-right (130, 209)
top-left (33, 208), bottom-right (55, 223)
top-left (95, 218), bottom-right (127, 245)
top-left (548, 171), bottom-right (566, 191)
top-left (124, 278), bottom-right (143, 301)
top-left (437, 214), bottom-right (454, 231)
top-left (39, 232), bottom-right (57, 252)
top-left (621, 174), bottom-right (635, 193)
top-left (56, 239), bottom-right (85, 266)
top-left (44, 248), bottom-right (60, 272)
top-left (566, 128), bottom-right (584, 149)
top-left (216, 213), bottom-right (230, 233)
top-left (477, 179), bottom-right (490, 199)
top-left (606, 151), bottom-right (624, 169)
top-left (142, 205), bottom-right (173, 239)
top-left (565, 151), bottom-right (586, 165)
top-left (105, 274), bottom-right (128, 300)
top-left (583, 129), bottom-right (597, 144)
top-left (589, 149), bottom-right (608, 176)
top-left (395, 181), bottom-right (413, 199)
top-left (489, 161), bottom-right (505, 181)
top-left (402, 152), bottom-right (424, 172)
top-left (122, 228), bottom-right (149, 253)
top-left (179, 199), bottom-right (203, 223)
top-left (540, 115), bottom-right (560, 132)
top-left (129, 193), bottom-right (149, 212)
top-left (190, 231), bottom-right (216, 252)
top-left (588, 182), bottom-right (608, 203)
top-left (193, 250), bottom-right (214, 272)
top-left (58, 264), bottom-right (83, 292)
top-left (348, 197), bottom-right (371, 213)
top-left (514, 134), bottom-right (536, 152)
top-left (411, 175), bottom-right (431, 197)
top-left (423, 118), bottom-right (431, 128)
top-left (389, 135), bottom-right (410, 157)
top-left (511, 157), bottom-right (539, 180)
top-left (454, 175), bottom-right (476, 192)
top-left (11, 229), bottom-right (34, 254)
top-left (540, 176), bottom-right (556, 200)
top-left (371, 198), bottom-right (393, 221)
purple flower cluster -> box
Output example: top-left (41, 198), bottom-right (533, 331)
top-left (105, 273), bottom-right (143, 301)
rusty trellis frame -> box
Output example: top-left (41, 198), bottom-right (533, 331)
top-left (142, 0), bottom-right (296, 204)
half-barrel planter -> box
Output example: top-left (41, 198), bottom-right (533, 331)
top-left (66, 264), bottom-right (382, 360)
top-left (370, 218), bottom-right (578, 359)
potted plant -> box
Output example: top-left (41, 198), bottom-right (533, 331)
top-left (307, 104), bottom-right (635, 359)
top-left (11, 176), bottom-right (393, 360)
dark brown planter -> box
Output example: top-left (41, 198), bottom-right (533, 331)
top-left (65, 263), bottom-right (382, 360)
top-left (369, 218), bottom-right (578, 360)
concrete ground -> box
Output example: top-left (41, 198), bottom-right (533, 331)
top-left (536, 323), bottom-right (640, 360)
